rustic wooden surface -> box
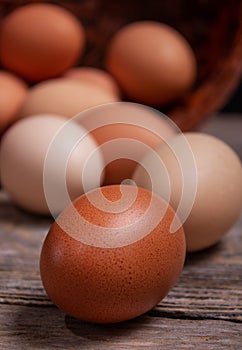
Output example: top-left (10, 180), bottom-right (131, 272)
top-left (0, 115), bottom-right (242, 349)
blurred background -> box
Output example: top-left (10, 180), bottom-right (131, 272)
top-left (223, 79), bottom-right (242, 113)
top-left (200, 77), bottom-right (242, 160)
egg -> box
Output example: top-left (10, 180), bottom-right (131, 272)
top-left (0, 3), bottom-right (85, 82)
top-left (105, 21), bottom-right (196, 106)
top-left (0, 70), bottom-right (27, 134)
top-left (133, 132), bottom-right (242, 251)
top-left (40, 184), bottom-right (185, 323)
top-left (0, 114), bottom-right (104, 215)
top-left (64, 67), bottom-right (121, 98)
top-left (78, 102), bottom-right (176, 185)
top-left (19, 78), bottom-right (119, 119)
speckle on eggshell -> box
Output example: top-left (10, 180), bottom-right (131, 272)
top-left (40, 185), bottom-right (185, 324)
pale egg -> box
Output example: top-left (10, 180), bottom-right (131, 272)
top-left (133, 132), bottom-right (242, 251)
top-left (19, 78), bottom-right (119, 119)
top-left (64, 67), bottom-right (121, 98)
top-left (0, 114), bottom-right (104, 215)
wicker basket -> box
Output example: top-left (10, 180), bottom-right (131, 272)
top-left (1, 0), bottom-right (242, 131)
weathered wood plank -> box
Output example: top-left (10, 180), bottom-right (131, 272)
top-left (0, 304), bottom-right (241, 350)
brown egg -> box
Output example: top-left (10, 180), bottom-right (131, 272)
top-left (105, 21), bottom-right (196, 106)
top-left (40, 185), bottom-right (185, 323)
top-left (64, 67), bottom-right (121, 98)
top-left (19, 78), bottom-right (119, 119)
top-left (0, 70), bottom-right (27, 134)
top-left (78, 102), bottom-right (176, 185)
top-left (0, 3), bottom-right (85, 82)
top-left (133, 133), bottom-right (242, 252)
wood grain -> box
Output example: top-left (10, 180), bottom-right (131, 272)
top-left (0, 116), bottom-right (242, 348)
top-left (0, 305), bottom-right (242, 350)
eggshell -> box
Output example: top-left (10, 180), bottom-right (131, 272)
top-left (0, 114), bottom-right (104, 215)
top-left (40, 185), bottom-right (186, 323)
top-left (133, 132), bottom-right (242, 251)
top-left (0, 3), bottom-right (85, 82)
top-left (78, 102), bottom-right (176, 185)
top-left (105, 21), bottom-right (196, 106)
top-left (64, 67), bottom-right (121, 98)
top-left (0, 70), bottom-right (27, 134)
top-left (19, 78), bottom-right (119, 119)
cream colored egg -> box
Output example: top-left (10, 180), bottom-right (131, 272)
top-left (133, 132), bottom-right (242, 251)
top-left (0, 114), bottom-right (104, 215)
top-left (19, 78), bottom-right (119, 119)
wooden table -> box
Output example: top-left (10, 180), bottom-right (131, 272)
top-left (0, 115), bottom-right (242, 349)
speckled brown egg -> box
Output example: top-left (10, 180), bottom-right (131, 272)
top-left (40, 185), bottom-right (185, 324)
